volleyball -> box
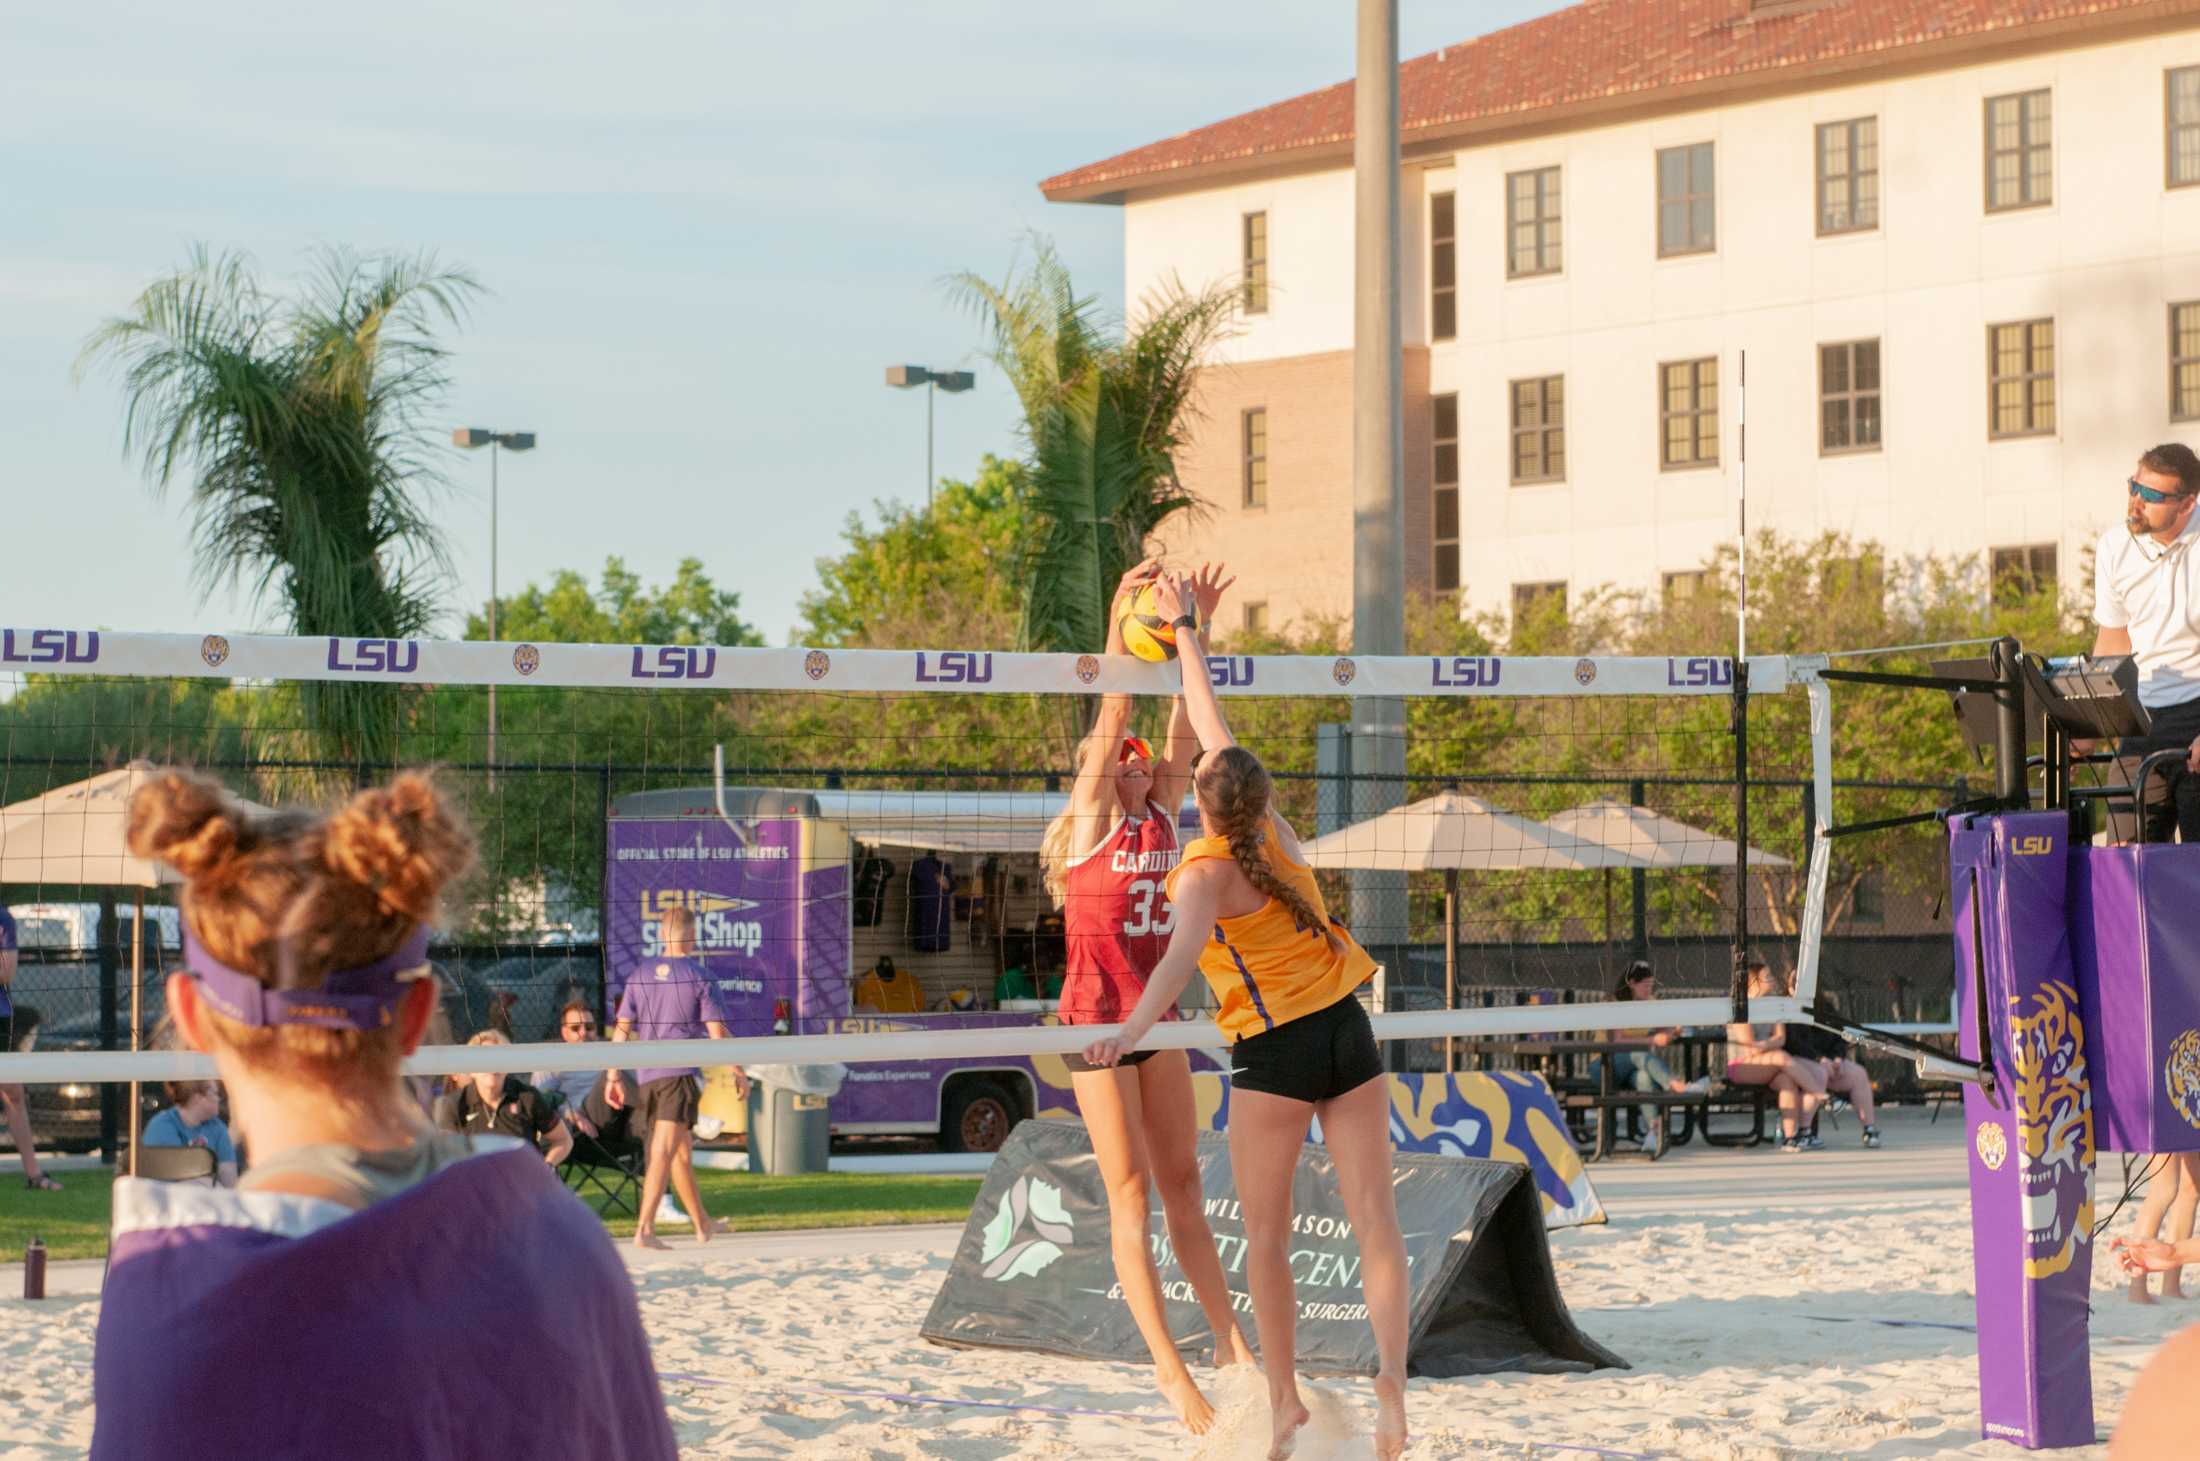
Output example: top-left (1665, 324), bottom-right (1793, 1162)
top-left (1118, 582), bottom-right (1185, 662)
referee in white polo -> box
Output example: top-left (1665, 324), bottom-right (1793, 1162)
top-left (2093, 442), bottom-right (2200, 842)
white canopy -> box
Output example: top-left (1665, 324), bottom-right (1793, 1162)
top-left (0, 765), bottom-right (269, 888)
top-left (1542, 798), bottom-right (1791, 869)
top-left (1298, 789), bottom-right (1654, 872)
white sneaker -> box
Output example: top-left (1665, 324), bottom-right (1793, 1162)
top-left (1682, 1076), bottom-right (1713, 1093)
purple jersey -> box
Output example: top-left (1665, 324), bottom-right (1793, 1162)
top-left (94, 1144), bottom-right (675, 1461)
top-left (615, 956), bottom-right (727, 1084)
top-left (0, 905), bottom-right (14, 1019)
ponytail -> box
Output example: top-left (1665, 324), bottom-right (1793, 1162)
top-left (1197, 746), bottom-right (1342, 952)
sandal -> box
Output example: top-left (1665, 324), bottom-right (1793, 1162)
top-left (25, 1174), bottom-right (62, 1192)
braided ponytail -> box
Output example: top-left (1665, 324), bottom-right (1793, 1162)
top-left (1197, 747), bottom-right (1343, 952)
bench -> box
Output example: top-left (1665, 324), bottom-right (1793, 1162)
top-left (1555, 1088), bottom-right (1712, 1161)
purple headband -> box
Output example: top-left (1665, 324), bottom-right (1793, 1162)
top-left (184, 927), bottom-right (432, 1031)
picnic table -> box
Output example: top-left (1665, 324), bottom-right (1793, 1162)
top-left (1458, 1034), bottom-right (1777, 1160)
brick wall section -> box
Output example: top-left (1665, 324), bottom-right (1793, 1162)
top-left (1153, 347), bottom-right (1431, 642)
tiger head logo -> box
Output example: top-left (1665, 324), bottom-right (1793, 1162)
top-left (1976, 1120), bottom-right (2009, 1171)
top-left (804, 650), bottom-right (830, 681)
top-left (2166, 1028), bottom-right (2200, 1131)
top-left (512, 644), bottom-right (540, 677)
top-left (1574, 658), bottom-right (1598, 686)
top-left (1074, 654), bottom-right (1100, 686)
top-left (2009, 980), bottom-right (2096, 1280)
top-left (1332, 657), bottom-right (1356, 687)
top-left (199, 634), bottom-right (230, 669)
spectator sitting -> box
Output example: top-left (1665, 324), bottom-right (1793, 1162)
top-left (531, 998), bottom-right (632, 1147)
top-left (141, 1080), bottom-right (240, 1186)
top-left (448, 1030), bottom-right (572, 1166)
top-left (1596, 962), bottom-right (1711, 1155)
top-left (1778, 977), bottom-right (1883, 1149)
top-left (1724, 955), bottom-right (1829, 1154)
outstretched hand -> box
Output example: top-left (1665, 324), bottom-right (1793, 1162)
top-left (1151, 572), bottom-right (1193, 626)
top-left (2115, 1236), bottom-right (2181, 1275)
top-left (1114, 557), bottom-right (1163, 606)
top-left (1189, 562), bottom-right (1235, 626)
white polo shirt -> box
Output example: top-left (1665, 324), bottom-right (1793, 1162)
top-left (2095, 514), bottom-right (2200, 709)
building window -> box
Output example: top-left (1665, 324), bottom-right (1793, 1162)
top-left (1243, 601), bottom-right (1269, 635)
top-left (1816, 117), bottom-right (1878, 234)
top-left (1659, 358), bottom-right (1719, 469)
top-left (1820, 339), bottom-right (1882, 454)
top-left (1656, 142), bottom-right (1716, 257)
top-left (1988, 319), bottom-right (2055, 438)
top-left (1849, 869), bottom-right (1886, 925)
top-left (1241, 408), bottom-right (1268, 507)
top-left (1430, 191), bottom-right (1456, 341)
top-left (1992, 544), bottom-right (2058, 606)
top-left (1506, 166), bottom-right (1562, 277)
top-left (2174, 67), bottom-right (2200, 188)
top-left (1431, 392), bottom-right (1460, 591)
top-left (1512, 581), bottom-right (1567, 622)
top-left (2174, 302), bottom-right (2200, 421)
top-left (1242, 212), bottom-right (1269, 314)
top-left (1985, 89), bottom-right (2052, 212)
top-left (1662, 570), bottom-right (1708, 604)
top-left (1509, 376), bottom-right (1565, 485)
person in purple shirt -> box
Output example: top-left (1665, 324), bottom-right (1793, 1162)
top-left (95, 769), bottom-right (675, 1461)
top-left (609, 904), bottom-right (736, 1250)
top-left (0, 904), bottom-right (60, 1192)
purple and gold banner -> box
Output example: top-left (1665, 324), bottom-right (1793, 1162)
top-left (1953, 812), bottom-right (2096, 1450)
top-left (2071, 846), bottom-right (2200, 1154)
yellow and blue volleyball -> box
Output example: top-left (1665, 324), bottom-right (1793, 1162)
top-left (1119, 582), bottom-right (1183, 662)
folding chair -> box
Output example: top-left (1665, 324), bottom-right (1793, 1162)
top-left (559, 1124), bottom-right (645, 1219)
top-left (131, 1145), bottom-right (219, 1185)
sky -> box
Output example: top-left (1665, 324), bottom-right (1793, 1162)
top-left (2, 1), bottom-right (1569, 646)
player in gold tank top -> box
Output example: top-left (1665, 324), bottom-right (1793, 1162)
top-left (1082, 573), bottom-right (1410, 1461)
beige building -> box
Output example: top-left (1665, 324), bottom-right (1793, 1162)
top-left (1042, 0), bottom-right (2200, 641)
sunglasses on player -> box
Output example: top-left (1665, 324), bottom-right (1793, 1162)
top-left (2129, 477), bottom-right (2194, 506)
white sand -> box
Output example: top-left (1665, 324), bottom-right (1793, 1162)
top-left (3, 1107), bottom-right (2191, 1458)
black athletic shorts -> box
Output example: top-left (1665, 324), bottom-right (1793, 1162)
top-left (638, 1074), bottom-right (701, 1130)
top-left (1063, 1047), bottom-right (1160, 1074)
top-left (1229, 994), bottom-right (1383, 1104)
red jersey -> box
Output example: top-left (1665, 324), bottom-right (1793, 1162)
top-left (1058, 801), bottom-right (1181, 1025)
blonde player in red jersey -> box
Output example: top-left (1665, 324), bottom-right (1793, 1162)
top-left (1038, 558), bottom-right (1254, 1436)
top-left (1086, 571), bottom-right (1410, 1461)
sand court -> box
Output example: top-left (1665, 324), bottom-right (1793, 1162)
top-left (2, 1108), bottom-right (2188, 1458)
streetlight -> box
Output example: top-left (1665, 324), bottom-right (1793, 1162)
top-left (452, 428), bottom-right (537, 777)
top-left (884, 366), bottom-right (973, 509)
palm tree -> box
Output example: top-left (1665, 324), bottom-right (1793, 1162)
top-left (80, 246), bottom-right (479, 764)
top-left (952, 240), bottom-right (1236, 654)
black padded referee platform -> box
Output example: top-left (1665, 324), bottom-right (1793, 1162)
top-left (920, 1118), bottom-right (1625, 1379)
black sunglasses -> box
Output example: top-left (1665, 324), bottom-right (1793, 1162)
top-left (563, 1019), bottom-right (597, 1031)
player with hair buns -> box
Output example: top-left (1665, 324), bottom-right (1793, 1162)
top-left (94, 770), bottom-right (673, 1461)
top-left (1085, 571), bottom-right (1410, 1461)
top-left (1035, 556), bottom-right (1254, 1436)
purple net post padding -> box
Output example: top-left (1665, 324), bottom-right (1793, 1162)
top-left (2070, 845), bottom-right (2200, 1154)
top-left (1953, 812), bottom-right (2097, 1451)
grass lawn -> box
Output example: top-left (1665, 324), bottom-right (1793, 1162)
top-left (0, 1166), bottom-right (981, 1264)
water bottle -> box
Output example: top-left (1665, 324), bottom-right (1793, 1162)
top-left (22, 1236), bottom-right (46, 1301)
top-left (772, 999), bottom-right (791, 1037)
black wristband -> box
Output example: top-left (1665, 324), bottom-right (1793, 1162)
top-left (1172, 615), bottom-right (1199, 634)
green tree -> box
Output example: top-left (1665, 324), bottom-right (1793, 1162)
top-left (79, 246), bottom-right (479, 764)
top-left (464, 557), bottom-right (764, 648)
top-left (952, 240), bottom-right (1237, 654)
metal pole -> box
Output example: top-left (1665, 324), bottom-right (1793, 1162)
top-left (1444, 869), bottom-right (1458, 1075)
top-left (1731, 662), bottom-right (1752, 1024)
top-left (1351, 0), bottom-right (1408, 950)
top-left (488, 439), bottom-right (499, 782)
top-left (128, 889), bottom-right (142, 1177)
top-left (96, 892), bottom-right (117, 1166)
top-left (1993, 635), bottom-right (2026, 809)
top-left (1736, 350), bottom-right (1748, 662)
top-left (1629, 778), bottom-right (1649, 960)
top-left (926, 380), bottom-right (937, 511)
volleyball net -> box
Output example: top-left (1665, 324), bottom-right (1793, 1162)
top-left (0, 630), bottom-right (1859, 1091)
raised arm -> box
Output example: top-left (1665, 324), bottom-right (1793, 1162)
top-left (1152, 573), bottom-right (1235, 755)
top-left (1070, 559), bottom-right (1164, 823)
top-left (1152, 563), bottom-right (1234, 812)
top-left (1082, 863), bottom-right (1225, 1066)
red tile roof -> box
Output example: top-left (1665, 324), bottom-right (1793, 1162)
top-left (1041, 0), bottom-right (2191, 201)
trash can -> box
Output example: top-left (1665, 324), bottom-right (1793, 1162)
top-left (744, 1063), bottom-right (846, 1176)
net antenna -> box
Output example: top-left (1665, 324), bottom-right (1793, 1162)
top-left (711, 743), bottom-right (756, 850)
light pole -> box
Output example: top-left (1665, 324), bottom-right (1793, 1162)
top-left (884, 366), bottom-right (973, 509)
top-left (453, 428), bottom-right (537, 777)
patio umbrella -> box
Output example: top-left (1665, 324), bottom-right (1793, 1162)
top-left (1301, 791), bottom-right (1653, 1069)
top-left (0, 765), bottom-right (269, 1170)
top-left (1544, 797), bottom-right (1794, 957)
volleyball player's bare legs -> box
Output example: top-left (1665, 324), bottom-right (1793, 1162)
top-left (1074, 1061), bottom-right (1220, 1434)
top-left (1228, 1087), bottom-right (1316, 1458)
top-left (1315, 1074), bottom-right (1410, 1461)
top-left (1134, 1050), bottom-right (1257, 1371)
